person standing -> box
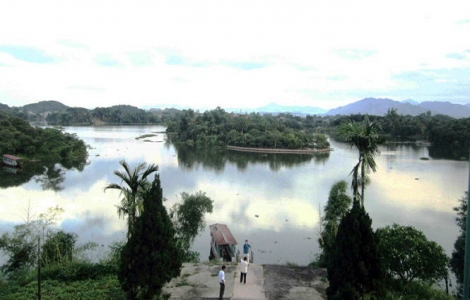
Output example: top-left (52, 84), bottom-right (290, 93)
top-left (240, 256), bottom-right (249, 284)
top-left (243, 240), bottom-right (251, 262)
top-left (218, 265), bottom-right (226, 300)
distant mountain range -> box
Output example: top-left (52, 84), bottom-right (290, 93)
top-left (244, 98), bottom-right (470, 118)
top-left (3, 98), bottom-right (470, 119)
top-left (323, 98), bottom-right (470, 118)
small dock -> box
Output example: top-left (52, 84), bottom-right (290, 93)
top-left (209, 223), bottom-right (238, 262)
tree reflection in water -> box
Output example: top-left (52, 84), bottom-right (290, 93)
top-left (173, 143), bottom-right (330, 172)
top-left (0, 156), bottom-right (88, 191)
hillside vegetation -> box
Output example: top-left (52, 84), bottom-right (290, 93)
top-left (0, 110), bottom-right (87, 162)
top-left (166, 107), bottom-right (331, 150)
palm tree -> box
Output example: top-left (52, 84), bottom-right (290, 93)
top-left (104, 160), bottom-right (158, 237)
top-left (338, 115), bottom-right (383, 207)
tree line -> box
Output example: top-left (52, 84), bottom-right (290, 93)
top-left (7, 102), bottom-right (470, 159)
top-left (165, 107), bottom-right (470, 160)
top-left (318, 116), bottom-right (462, 299)
top-left (166, 107), bottom-right (331, 150)
top-left (0, 110), bottom-right (87, 162)
top-left (46, 106), bottom-right (164, 126)
top-left (7, 105), bottom-right (177, 126)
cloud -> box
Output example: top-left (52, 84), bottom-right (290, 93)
top-left (0, 45), bottom-right (58, 64)
top-left (223, 61), bottom-right (268, 70)
top-left (446, 52), bottom-right (466, 60)
top-left (127, 51), bottom-right (154, 67)
top-left (0, 1), bottom-right (469, 109)
top-left (333, 48), bottom-right (378, 60)
top-left (58, 39), bottom-right (89, 50)
top-left (94, 53), bottom-right (122, 67)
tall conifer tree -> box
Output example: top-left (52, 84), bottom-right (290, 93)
top-left (118, 174), bottom-right (183, 299)
top-left (326, 200), bottom-right (384, 299)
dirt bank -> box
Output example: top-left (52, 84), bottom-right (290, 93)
top-left (263, 264), bottom-right (328, 299)
top-left (162, 262), bottom-right (328, 299)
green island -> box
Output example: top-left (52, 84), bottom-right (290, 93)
top-left (0, 110), bottom-right (87, 162)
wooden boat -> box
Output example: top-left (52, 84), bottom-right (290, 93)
top-left (209, 223), bottom-right (238, 262)
top-left (2, 154), bottom-right (23, 168)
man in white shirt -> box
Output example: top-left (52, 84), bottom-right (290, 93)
top-left (240, 256), bottom-right (249, 284)
top-left (218, 265), bottom-right (226, 300)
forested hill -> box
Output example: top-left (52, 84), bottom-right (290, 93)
top-left (0, 110), bottom-right (87, 162)
top-left (165, 107), bottom-right (331, 150)
top-left (0, 101), bottom-right (171, 125)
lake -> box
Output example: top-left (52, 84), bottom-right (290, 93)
top-left (0, 125), bottom-right (467, 266)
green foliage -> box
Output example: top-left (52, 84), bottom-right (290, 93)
top-left (170, 191), bottom-right (214, 262)
top-left (318, 180), bottom-right (352, 267)
top-left (0, 275), bottom-right (124, 300)
top-left (338, 116), bottom-right (384, 206)
top-left (450, 192), bottom-right (467, 295)
top-left (118, 174), bottom-right (183, 299)
top-left (45, 105), bottom-right (162, 126)
top-left (41, 230), bottom-right (77, 266)
top-left (428, 118), bottom-right (470, 160)
top-left (0, 110), bottom-right (87, 161)
top-left (40, 262), bottom-right (117, 282)
top-left (376, 224), bottom-right (448, 285)
top-left (0, 224), bottom-right (37, 276)
top-left (104, 160), bottom-right (159, 238)
top-left (101, 240), bottom-right (125, 266)
top-left (326, 200), bottom-right (384, 299)
top-left (0, 205), bottom-right (68, 278)
top-left (383, 278), bottom-right (454, 300)
top-left (165, 108), bottom-right (330, 150)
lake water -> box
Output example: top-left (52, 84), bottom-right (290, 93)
top-left (0, 125), bottom-right (467, 266)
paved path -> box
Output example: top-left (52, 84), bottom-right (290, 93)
top-left (231, 263), bottom-right (265, 300)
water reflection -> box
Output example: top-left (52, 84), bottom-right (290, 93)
top-left (0, 157), bottom-right (87, 191)
top-left (0, 125), bottom-right (466, 266)
top-left (174, 143), bottom-right (330, 172)
top-left (429, 145), bottom-right (468, 161)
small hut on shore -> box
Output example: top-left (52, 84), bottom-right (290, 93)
top-left (209, 223), bottom-right (237, 262)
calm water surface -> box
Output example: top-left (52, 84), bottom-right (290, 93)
top-left (0, 125), bottom-right (467, 265)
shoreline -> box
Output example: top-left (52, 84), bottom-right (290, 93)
top-left (227, 145), bottom-right (333, 155)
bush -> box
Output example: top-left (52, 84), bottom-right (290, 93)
top-left (384, 278), bottom-right (453, 300)
top-left (41, 262), bottom-right (117, 281)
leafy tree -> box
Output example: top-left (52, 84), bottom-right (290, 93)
top-left (326, 200), bottom-right (384, 299)
top-left (0, 223), bottom-right (37, 276)
top-left (450, 192), bottom-right (467, 295)
top-left (104, 160), bottom-right (158, 238)
top-left (169, 191), bottom-right (214, 262)
top-left (338, 115), bottom-right (384, 207)
top-left (41, 231), bottom-right (77, 266)
top-left (0, 205), bottom-right (64, 277)
top-left (376, 224), bottom-right (448, 284)
top-left (118, 174), bottom-right (183, 299)
top-left (318, 180), bottom-right (352, 267)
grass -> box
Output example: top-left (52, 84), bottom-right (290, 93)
top-left (174, 278), bottom-right (190, 287)
top-left (0, 275), bottom-right (123, 300)
top-left (285, 261), bottom-right (299, 267)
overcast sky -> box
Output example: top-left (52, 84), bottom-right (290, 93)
top-left (0, 1), bottom-right (469, 110)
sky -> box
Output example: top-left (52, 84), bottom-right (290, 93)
top-left (0, 1), bottom-right (469, 110)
